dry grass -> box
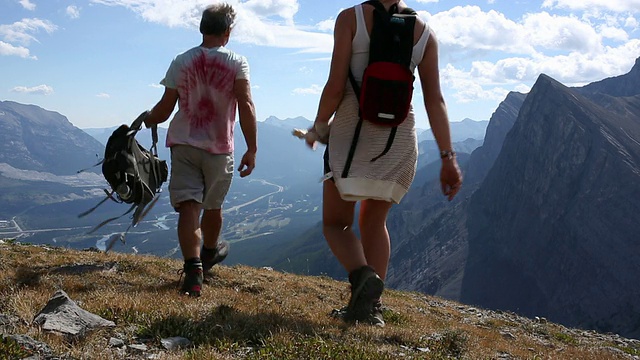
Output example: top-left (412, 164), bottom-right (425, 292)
top-left (0, 241), bottom-right (637, 359)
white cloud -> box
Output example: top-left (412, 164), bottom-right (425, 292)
top-left (624, 16), bottom-right (639, 28)
top-left (96, 93), bottom-right (110, 98)
top-left (598, 24), bottom-right (629, 42)
top-left (242, 0), bottom-right (299, 24)
top-left (421, 6), bottom-right (632, 56)
top-left (316, 18), bottom-right (335, 32)
top-left (0, 18), bottom-right (57, 45)
top-left (90, 0), bottom-right (334, 53)
top-left (441, 64), bottom-right (512, 103)
top-left (419, 4), bottom-right (639, 94)
top-left (19, 0), bottom-right (36, 11)
top-left (442, 39), bottom-right (640, 98)
top-left (66, 6), bottom-right (81, 19)
top-left (11, 84), bottom-right (54, 95)
top-left (298, 66), bottom-right (313, 75)
top-left (521, 12), bottom-right (602, 53)
top-left (83, 0), bottom-right (640, 116)
top-left (293, 84), bottom-right (322, 95)
top-left (542, 0), bottom-right (640, 13)
top-left (0, 41), bottom-right (34, 58)
top-left (149, 83), bottom-right (163, 89)
top-left (421, 7), bottom-right (536, 55)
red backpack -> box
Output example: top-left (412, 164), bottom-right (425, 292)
top-left (343, 0), bottom-right (417, 177)
top-left (355, 1), bottom-right (416, 126)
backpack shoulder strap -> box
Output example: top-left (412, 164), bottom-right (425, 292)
top-left (362, 0), bottom-right (389, 14)
top-left (368, 4), bottom-right (416, 67)
top-left (363, 1), bottom-right (417, 15)
top-left (130, 110), bottom-right (149, 131)
top-left (400, 7), bottom-right (417, 15)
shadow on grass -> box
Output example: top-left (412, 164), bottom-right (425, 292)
top-left (137, 304), bottom-right (321, 348)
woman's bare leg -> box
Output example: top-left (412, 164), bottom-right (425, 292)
top-left (322, 180), bottom-right (366, 273)
top-left (359, 199), bottom-right (393, 280)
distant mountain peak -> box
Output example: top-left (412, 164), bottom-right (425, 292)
top-left (262, 115), bottom-right (312, 129)
top-left (536, 73), bottom-right (562, 88)
top-left (0, 101), bottom-right (104, 175)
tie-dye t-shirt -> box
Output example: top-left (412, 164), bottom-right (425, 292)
top-left (161, 46), bottom-right (250, 154)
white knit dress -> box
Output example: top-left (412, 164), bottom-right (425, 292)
top-left (327, 4), bottom-right (429, 204)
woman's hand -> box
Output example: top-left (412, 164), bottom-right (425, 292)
top-left (294, 122), bottom-right (329, 150)
top-left (440, 158), bottom-right (462, 201)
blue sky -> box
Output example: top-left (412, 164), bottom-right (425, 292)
top-left (1, 0), bottom-right (639, 130)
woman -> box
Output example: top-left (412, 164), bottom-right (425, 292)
top-left (306, 0), bottom-right (463, 326)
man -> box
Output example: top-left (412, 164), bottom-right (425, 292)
top-left (144, 3), bottom-right (257, 297)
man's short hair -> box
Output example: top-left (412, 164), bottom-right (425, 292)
top-left (200, 3), bottom-right (236, 36)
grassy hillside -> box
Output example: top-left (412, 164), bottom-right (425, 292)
top-left (0, 239), bottom-right (638, 359)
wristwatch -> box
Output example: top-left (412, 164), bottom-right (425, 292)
top-left (440, 150), bottom-right (456, 160)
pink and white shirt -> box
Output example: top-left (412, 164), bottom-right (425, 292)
top-left (161, 46), bottom-right (250, 154)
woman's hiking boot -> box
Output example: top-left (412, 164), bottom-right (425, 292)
top-left (368, 300), bottom-right (385, 327)
top-left (179, 258), bottom-right (203, 297)
top-left (344, 265), bottom-right (384, 323)
top-left (201, 240), bottom-right (229, 273)
top-left (331, 300), bottom-right (386, 327)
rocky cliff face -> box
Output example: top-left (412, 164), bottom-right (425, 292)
top-left (464, 92), bottom-right (527, 186)
top-left (0, 101), bottom-right (104, 175)
top-left (461, 72), bottom-right (640, 338)
top-left (386, 92), bottom-right (526, 299)
top-left (385, 58), bottom-right (640, 339)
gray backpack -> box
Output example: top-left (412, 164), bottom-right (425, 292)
top-left (78, 111), bottom-right (168, 250)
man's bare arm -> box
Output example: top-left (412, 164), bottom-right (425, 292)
top-left (234, 79), bottom-right (257, 153)
top-left (145, 87), bottom-right (178, 127)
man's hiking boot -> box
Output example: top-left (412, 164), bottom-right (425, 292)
top-left (344, 265), bottom-right (384, 324)
top-left (179, 259), bottom-right (203, 297)
top-left (201, 240), bottom-right (229, 272)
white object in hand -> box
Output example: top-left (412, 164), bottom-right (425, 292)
top-left (292, 128), bottom-right (321, 143)
top-left (292, 128), bottom-right (308, 139)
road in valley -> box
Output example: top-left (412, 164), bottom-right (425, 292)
top-left (225, 179), bottom-right (284, 213)
top-left (0, 179), bottom-right (286, 238)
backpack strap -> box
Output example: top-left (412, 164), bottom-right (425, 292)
top-left (342, 70), bottom-right (364, 179)
top-left (131, 109), bottom-right (164, 195)
top-left (86, 203), bottom-right (137, 234)
top-left (362, 0), bottom-right (389, 14)
top-left (130, 111), bottom-right (148, 131)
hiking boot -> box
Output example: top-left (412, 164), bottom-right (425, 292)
top-left (367, 300), bottom-right (385, 327)
top-left (331, 302), bottom-right (385, 327)
top-left (344, 265), bottom-right (384, 323)
top-left (201, 240), bottom-right (229, 272)
top-left (179, 259), bottom-right (203, 297)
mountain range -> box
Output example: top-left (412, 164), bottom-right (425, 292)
top-left (0, 102), bottom-right (487, 260)
top-left (393, 57), bottom-right (640, 339)
top-left (248, 57), bottom-right (640, 339)
top-left (5, 57), bottom-right (638, 340)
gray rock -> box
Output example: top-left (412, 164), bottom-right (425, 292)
top-left (128, 344), bottom-right (148, 353)
top-left (109, 337), bottom-right (125, 348)
top-left (33, 290), bottom-right (115, 338)
top-left (160, 336), bottom-right (191, 350)
top-left (0, 314), bottom-right (22, 335)
top-left (5, 334), bottom-right (53, 357)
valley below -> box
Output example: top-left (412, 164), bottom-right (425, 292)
top-left (0, 168), bottom-right (323, 264)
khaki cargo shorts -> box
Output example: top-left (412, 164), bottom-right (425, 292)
top-left (169, 145), bottom-right (234, 210)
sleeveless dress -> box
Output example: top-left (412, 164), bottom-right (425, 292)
top-left (327, 4), bottom-right (430, 204)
